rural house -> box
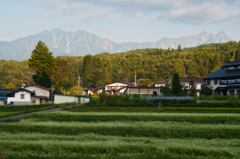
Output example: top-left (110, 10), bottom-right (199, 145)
top-left (168, 78), bottom-right (204, 96)
top-left (204, 60), bottom-right (240, 97)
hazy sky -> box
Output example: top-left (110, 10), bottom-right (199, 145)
top-left (1, 0), bottom-right (240, 43)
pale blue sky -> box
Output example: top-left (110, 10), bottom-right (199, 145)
top-left (1, 0), bottom-right (240, 43)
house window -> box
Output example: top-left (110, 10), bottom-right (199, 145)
top-left (214, 79), bottom-right (218, 84)
top-left (237, 79), bottom-right (240, 84)
top-left (228, 79), bottom-right (236, 84)
top-left (229, 90), bottom-right (235, 97)
top-left (32, 100), bottom-right (36, 103)
top-left (20, 94), bottom-right (25, 99)
top-left (237, 90), bottom-right (240, 97)
top-left (221, 80), bottom-right (227, 85)
top-left (207, 80), bottom-right (210, 85)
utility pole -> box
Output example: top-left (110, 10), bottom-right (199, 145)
top-left (65, 82), bottom-right (66, 95)
top-left (77, 75), bottom-right (81, 88)
top-left (65, 75), bottom-right (69, 95)
top-left (116, 77), bottom-right (118, 94)
top-left (51, 78), bottom-right (53, 104)
top-left (134, 71), bottom-right (137, 87)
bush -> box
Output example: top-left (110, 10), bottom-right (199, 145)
top-left (160, 101), bottom-right (240, 108)
top-left (88, 94), bottom-right (157, 107)
top-left (198, 96), bottom-right (240, 101)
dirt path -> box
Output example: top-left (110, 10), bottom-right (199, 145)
top-left (0, 105), bottom-right (79, 121)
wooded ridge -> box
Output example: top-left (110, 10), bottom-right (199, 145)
top-left (0, 41), bottom-right (239, 89)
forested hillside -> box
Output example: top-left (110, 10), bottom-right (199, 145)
top-left (0, 41), bottom-right (239, 89)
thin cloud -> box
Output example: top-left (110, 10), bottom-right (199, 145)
top-left (32, 0), bottom-right (240, 23)
top-left (158, 3), bottom-right (240, 24)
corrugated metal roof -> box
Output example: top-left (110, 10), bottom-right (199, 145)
top-left (179, 78), bottom-right (204, 83)
top-left (0, 89), bottom-right (13, 96)
top-left (96, 85), bottom-right (105, 90)
top-left (154, 80), bottom-right (166, 84)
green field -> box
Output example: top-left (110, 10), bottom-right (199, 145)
top-left (1, 111), bottom-right (240, 159)
top-left (0, 103), bottom-right (75, 118)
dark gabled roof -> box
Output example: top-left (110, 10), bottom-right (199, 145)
top-left (179, 78), bottom-right (204, 83)
top-left (153, 80), bottom-right (166, 84)
top-left (203, 67), bottom-right (240, 79)
top-left (14, 83), bottom-right (51, 91)
top-left (6, 88), bottom-right (35, 96)
top-left (0, 89), bottom-right (13, 97)
top-left (84, 88), bottom-right (96, 91)
top-left (118, 82), bottom-right (135, 86)
top-left (95, 85), bottom-right (105, 90)
top-left (222, 60), bottom-right (240, 67)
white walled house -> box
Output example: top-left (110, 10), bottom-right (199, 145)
top-left (7, 88), bottom-right (35, 105)
top-left (15, 83), bottom-right (51, 98)
top-left (13, 83), bottom-right (51, 104)
top-left (83, 88), bottom-right (95, 95)
top-left (151, 80), bottom-right (166, 87)
top-left (204, 60), bottom-right (240, 97)
top-left (105, 82), bottom-right (135, 94)
top-left (124, 87), bottom-right (160, 95)
top-left (168, 78), bottom-right (204, 96)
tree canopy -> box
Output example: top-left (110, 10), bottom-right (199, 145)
top-left (28, 41), bottom-right (56, 76)
top-left (171, 73), bottom-right (182, 96)
top-left (0, 41), bottom-right (239, 90)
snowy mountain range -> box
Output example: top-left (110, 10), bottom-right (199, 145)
top-left (0, 29), bottom-right (233, 60)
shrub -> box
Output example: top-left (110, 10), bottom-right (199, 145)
top-left (198, 96), bottom-right (240, 102)
top-left (87, 94), bottom-right (157, 107)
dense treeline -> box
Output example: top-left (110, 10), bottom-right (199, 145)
top-left (0, 41), bottom-right (239, 89)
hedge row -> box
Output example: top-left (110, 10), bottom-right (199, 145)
top-left (198, 96), bottom-right (240, 101)
top-left (161, 102), bottom-right (240, 108)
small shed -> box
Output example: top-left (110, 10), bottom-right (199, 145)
top-left (54, 94), bottom-right (90, 104)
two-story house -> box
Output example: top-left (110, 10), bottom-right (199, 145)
top-left (168, 78), bottom-right (204, 96)
top-left (8, 83), bottom-right (52, 105)
top-left (203, 60), bottom-right (240, 97)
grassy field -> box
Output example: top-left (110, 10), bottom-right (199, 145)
top-left (0, 111), bottom-right (240, 158)
top-left (0, 103), bottom-right (75, 118)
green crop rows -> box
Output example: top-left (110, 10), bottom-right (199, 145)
top-left (1, 111), bottom-right (240, 158)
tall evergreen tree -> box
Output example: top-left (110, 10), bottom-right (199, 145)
top-left (189, 79), bottom-right (196, 97)
top-left (178, 44), bottom-right (181, 52)
top-left (172, 73), bottom-right (182, 95)
top-left (28, 41), bottom-right (56, 88)
top-left (82, 55), bottom-right (94, 87)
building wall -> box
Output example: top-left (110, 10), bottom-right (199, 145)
top-left (83, 90), bottom-right (94, 95)
top-left (31, 97), bottom-right (41, 105)
top-left (78, 97), bottom-right (90, 104)
top-left (105, 83), bottom-right (128, 91)
top-left (155, 84), bottom-right (165, 87)
top-left (54, 95), bottom-right (76, 104)
top-left (7, 91), bottom-right (31, 105)
top-left (0, 100), bottom-right (5, 105)
top-left (125, 88), bottom-right (160, 94)
top-left (25, 86), bottom-right (50, 97)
